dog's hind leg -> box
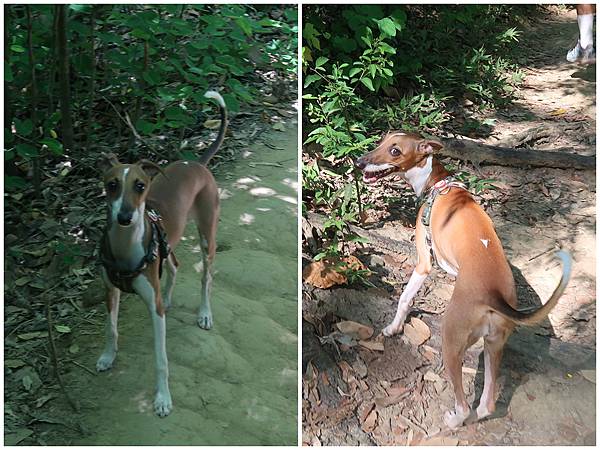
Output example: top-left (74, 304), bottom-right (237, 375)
top-left (442, 301), bottom-right (473, 429)
top-left (192, 183), bottom-right (219, 330)
top-left (477, 320), bottom-right (511, 420)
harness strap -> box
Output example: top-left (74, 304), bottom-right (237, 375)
top-left (418, 177), bottom-right (467, 268)
top-left (100, 208), bottom-right (171, 293)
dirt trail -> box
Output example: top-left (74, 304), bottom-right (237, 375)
top-left (52, 120), bottom-right (298, 445)
top-left (303, 8), bottom-right (595, 446)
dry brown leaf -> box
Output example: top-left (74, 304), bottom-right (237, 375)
top-left (359, 339), bottom-right (384, 352)
top-left (423, 370), bottom-right (443, 383)
top-left (302, 260), bottom-right (347, 289)
top-left (339, 255), bottom-right (366, 272)
top-left (418, 436), bottom-right (459, 446)
top-left (386, 384), bottom-right (409, 397)
top-left (404, 317), bottom-right (431, 347)
top-left (337, 360), bottom-right (353, 383)
top-left (203, 119), bottom-right (222, 129)
top-left (336, 320), bottom-right (374, 340)
top-left (361, 409), bottom-right (378, 433)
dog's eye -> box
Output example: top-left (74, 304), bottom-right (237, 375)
top-left (135, 181), bottom-right (145, 193)
top-left (390, 147), bottom-right (401, 157)
top-left (106, 181), bottom-right (118, 192)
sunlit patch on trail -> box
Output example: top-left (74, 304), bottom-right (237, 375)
top-left (219, 188), bottom-right (233, 200)
top-left (193, 261), bottom-right (204, 273)
top-left (250, 187), bottom-right (277, 197)
top-left (276, 195), bottom-right (296, 204)
top-left (281, 178), bottom-right (298, 191)
top-left (134, 391), bottom-right (152, 414)
top-left (239, 213), bottom-right (255, 225)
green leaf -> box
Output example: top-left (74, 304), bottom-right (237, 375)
top-left (15, 119), bottom-right (33, 137)
top-left (39, 138), bottom-right (63, 155)
top-left (304, 74), bottom-right (320, 88)
top-left (164, 106), bottom-right (187, 121)
top-left (348, 67), bottom-right (361, 77)
top-left (5, 176), bottom-right (27, 191)
top-left (10, 45), bottom-right (25, 53)
top-left (235, 17), bottom-right (253, 36)
top-left (54, 325), bottom-right (71, 334)
top-left (69, 4), bottom-right (91, 12)
top-left (15, 143), bottom-right (38, 158)
top-left (360, 78), bottom-right (374, 91)
top-left (142, 71), bottom-right (162, 85)
top-left (136, 119), bottom-right (155, 134)
top-left (377, 17), bottom-right (396, 37)
top-left (222, 93), bottom-right (240, 113)
top-left (315, 56), bottom-right (329, 68)
top-left (5, 64), bottom-right (13, 82)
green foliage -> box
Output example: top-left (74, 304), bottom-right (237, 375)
top-left (5, 4), bottom-right (297, 189)
top-left (302, 4), bottom-right (528, 265)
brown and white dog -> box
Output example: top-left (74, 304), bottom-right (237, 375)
top-left (355, 131), bottom-right (572, 428)
top-left (96, 91), bottom-right (227, 417)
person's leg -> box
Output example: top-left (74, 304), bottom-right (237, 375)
top-left (577, 5), bottom-right (595, 49)
top-left (567, 4), bottom-right (595, 62)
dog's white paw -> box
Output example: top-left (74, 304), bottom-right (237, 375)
top-left (154, 390), bottom-right (172, 417)
top-left (197, 308), bottom-right (213, 330)
top-left (444, 409), bottom-right (468, 429)
top-left (96, 352), bottom-right (116, 372)
top-left (476, 403), bottom-right (492, 420)
top-left (382, 322), bottom-right (403, 337)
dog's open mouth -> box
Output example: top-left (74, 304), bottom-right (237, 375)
top-left (362, 164), bottom-right (396, 184)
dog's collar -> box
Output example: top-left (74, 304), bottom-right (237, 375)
top-left (100, 208), bottom-right (170, 293)
top-left (419, 176), bottom-right (467, 266)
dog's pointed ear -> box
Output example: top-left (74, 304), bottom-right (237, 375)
top-left (100, 153), bottom-right (120, 172)
top-left (137, 159), bottom-right (167, 179)
top-left (417, 139), bottom-right (443, 155)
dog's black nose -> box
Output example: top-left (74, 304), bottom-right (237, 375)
top-left (117, 211), bottom-right (133, 226)
top-left (355, 157), bottom-right (366, 170)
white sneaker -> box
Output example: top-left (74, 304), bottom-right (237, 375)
top-left (567, 40), bottom-right (596, 63)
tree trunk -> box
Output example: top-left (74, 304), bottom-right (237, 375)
top-left (56, 5), bottom-right (74, 151)
top-left (85, 5), bottom-right (96, 152)
top-left (26, 6), bottom-right (41, 196)
top-left (4, 5), bottom-right (13, 129)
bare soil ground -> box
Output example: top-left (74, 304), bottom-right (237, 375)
top-left (5, 115), bottom-right (299, 446)
top-left (302, 7), bottom-right (595, 446)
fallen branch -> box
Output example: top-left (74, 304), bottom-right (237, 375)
top-left (439, 137), bottom-right (594, 170)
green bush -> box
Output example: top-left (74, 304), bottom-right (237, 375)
top-left (302, 4), bottom-right (528, 267)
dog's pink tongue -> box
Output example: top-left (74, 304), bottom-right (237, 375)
top-left (363, 173), bottom-right (377, 184)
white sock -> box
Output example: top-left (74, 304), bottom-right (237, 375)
top-left (578, 13), bottom-right (595, 49)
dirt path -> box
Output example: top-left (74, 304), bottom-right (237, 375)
top-left (42, 119), bottom-right (298, 445)
top-left (302, 8), bottom-right (595, 446)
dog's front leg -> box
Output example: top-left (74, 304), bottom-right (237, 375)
top-left (133, 274), bottom-right (172, 417)
top-left (383, 268), bottom-right (428, 336)
top-left (97, 270), bottom-right (121, 371)
top-left (383, 220), bottom-right (431, 337)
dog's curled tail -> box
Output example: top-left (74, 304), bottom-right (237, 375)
top-left (199, 90), bottom-right (228, 165)
top-left (492, 250), bottom-right (572, 326)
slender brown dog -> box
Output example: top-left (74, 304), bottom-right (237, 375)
top-left (355, 131), bottom-right (571, 428)
top-left (97, 91), bottom-right (227, 417)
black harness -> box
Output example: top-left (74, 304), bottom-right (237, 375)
top-left (418, 176), bottom-right (467, 266)
top-left (100, 208), bottom-right (171, 293)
